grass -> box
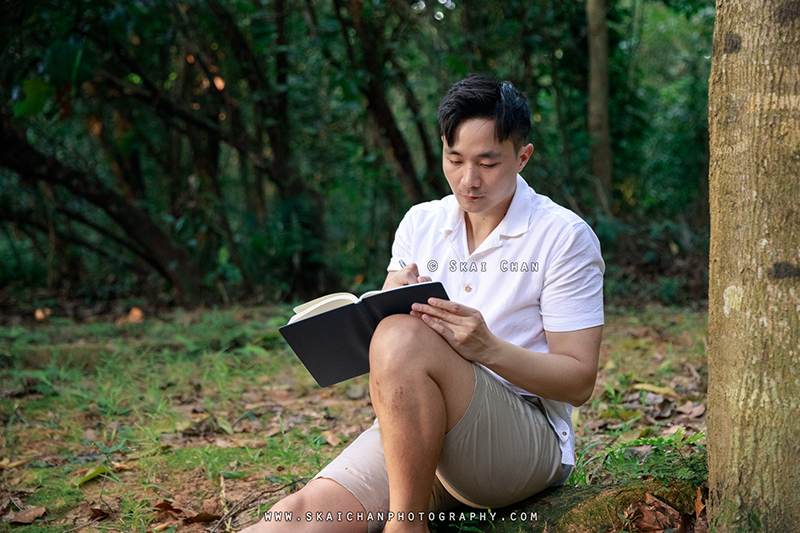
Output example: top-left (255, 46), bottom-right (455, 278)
top-left (0, 304), bottom-right (708, 532)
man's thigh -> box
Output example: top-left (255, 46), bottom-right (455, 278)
top-left (435, 364), bottom-right (563, 508)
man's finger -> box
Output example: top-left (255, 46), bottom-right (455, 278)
top-left (402, 262), bottom-right (421, 278)
top-left (427, 298), bottom-right (469, 316)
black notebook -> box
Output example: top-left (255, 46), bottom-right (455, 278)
top-left (279, 281), bottom-right (449, 387)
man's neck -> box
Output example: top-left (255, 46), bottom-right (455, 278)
top-left (464, 203), bottom-right (511, 254)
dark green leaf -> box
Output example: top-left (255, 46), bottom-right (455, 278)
top-left (13, 79), bottom-right (54, 117)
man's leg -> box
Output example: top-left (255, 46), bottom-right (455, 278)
top-left (238, 478), bottom-right (368, 533)
top-left (369, 314), bottom-right (476, 533)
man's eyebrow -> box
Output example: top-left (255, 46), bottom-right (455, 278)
top-left (444, 147), bottom-right (502, 159)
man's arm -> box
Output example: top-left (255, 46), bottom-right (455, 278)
top-left (410, 298), bottom-right (601, 407)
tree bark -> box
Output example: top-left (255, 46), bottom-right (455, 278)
top-left (707, 1), bottom-right (800, 530)
top-left (586, 0), bottom-right (613, 215)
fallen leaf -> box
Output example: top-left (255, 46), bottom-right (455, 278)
top-left (616, 428), bottom-right (645, 444)
top-left (323, 430), bottom-right (341, 447)
top-left (264, 425), bottom-right (282, 438)
top-left (111, 461), bottom-right (134, 472)
top-left (185, 512), bottom-right (221, 523)
top-left (643, 392), bottom-right (664, 405)
top-left (235, 419), bottom-right (263, 434)
top-left (153, 500), bottom-right (182, 514)
top-left (0, 459), bottom-right (28, 470)
top-left (91, 507), bottom-right (109, 520)
top-left (599, 409), bottom-right (639, 421)
top-left (74, 465), bottom-right (108, 486)
top-left (655, 399), bottom-right (675, 419)
top-left (213, 437), bottom-right (244, 448)
top-left (9, 506), bottom-right (46, 524)
top-left (216, 417), bottom-right (234, 435)
top-left (632, 383), bottom-right (680, 398)
top-left (695, 487), bottom-right (705, 518)
top-left (582, 419), bottom-right (609, 432)
top-left (689, 404), bottom-right (706, 418)
top-left (676, 401), bottom-right (695, 415)
top-left (623, 493), bottom-right (681, 532)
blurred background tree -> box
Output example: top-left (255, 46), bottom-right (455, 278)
top-left (0, 0), bottom-right (714, 313)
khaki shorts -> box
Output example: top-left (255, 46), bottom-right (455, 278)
top-left (314, 363), bottom-right (563, 531)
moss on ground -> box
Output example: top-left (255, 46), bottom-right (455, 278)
top-left (430, 479), bottom-right (697, 533)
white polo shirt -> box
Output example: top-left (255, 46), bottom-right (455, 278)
top-left (387, 174), bottom-right (604, 466)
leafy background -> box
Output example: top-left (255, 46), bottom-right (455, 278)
top-left (0, 0), bottom-right (714, 312)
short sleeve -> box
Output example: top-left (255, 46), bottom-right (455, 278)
top-left (387, 209), bottom-right (414, 271)
top-left (540, 222), bottom-right (605, 332)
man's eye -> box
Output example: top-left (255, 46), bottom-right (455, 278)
top-left (482, 163), bottom-right (498, 168)
top-left (449, 160), bottom-right (462, 165)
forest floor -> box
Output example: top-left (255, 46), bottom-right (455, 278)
top-left (0, 304), bottom-right (709, 533)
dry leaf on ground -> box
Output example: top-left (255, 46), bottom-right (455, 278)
top-left (323, 430), bottom-right (341, 446)
top-left (7, 506), bottom-right (46, 524)
top-left (695, 488), bottom-right (705, 518)
top-left (623, 493), bottom-right (682, 533)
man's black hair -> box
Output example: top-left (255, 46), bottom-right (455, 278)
top-left (437, 75), bottom-right (531, 151)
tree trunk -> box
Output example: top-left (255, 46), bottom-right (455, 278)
top-left (586, 0), bottom-right (613, 216)
top-left (333, 0), bottom-right (427, 205)
top-left (707, 1), bottom-right (800, 530)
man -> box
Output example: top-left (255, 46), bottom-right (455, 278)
top-left (243, 75), bottom-right (604, 533)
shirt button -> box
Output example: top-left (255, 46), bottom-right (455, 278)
top-left (562, 432), bottom-right (567, 436)
top-left (465, 286), bottom-right (472, 292)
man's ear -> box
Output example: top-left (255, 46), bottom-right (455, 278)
top-left (517, 143), bottom-right (534, 171)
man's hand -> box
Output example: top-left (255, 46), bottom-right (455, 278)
top-left (410, 298), bottom-right (499, 364)
top-left (382, 263), bottom-right (432, 290)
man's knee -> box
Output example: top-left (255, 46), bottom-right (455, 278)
top-left (242, 491), bottom-right (308, 532)
top-left (370, 314), bottom-right (433, 370)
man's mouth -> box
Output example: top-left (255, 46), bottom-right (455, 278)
top-left (461, 193), bottom-right (483, 201)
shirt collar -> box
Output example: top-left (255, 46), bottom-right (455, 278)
top-left (440, 174), bottom-right (531, 238)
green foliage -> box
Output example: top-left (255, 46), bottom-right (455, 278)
top-left (13, 79), bottom-right (55, 117)
top-left (574, 428), bottom-right (708, 489)
top-left (0, 0), bottom-right (714, 307)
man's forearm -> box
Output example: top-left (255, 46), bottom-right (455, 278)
top-left (478, 329), bottom-right (601, 407)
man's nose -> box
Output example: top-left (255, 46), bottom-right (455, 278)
top-left (463, 164), bottom-right (481, 188)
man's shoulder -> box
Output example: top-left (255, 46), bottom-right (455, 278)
top-left (402, 195), bottom-right (456, 222)
top-left (526, 187), bottom-right (591, 234)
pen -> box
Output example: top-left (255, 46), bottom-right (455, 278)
top-left (399, 260), bottom-right (407, 268)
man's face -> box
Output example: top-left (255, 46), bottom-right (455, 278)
top-left (442, 118), bottom-right (533, 221)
